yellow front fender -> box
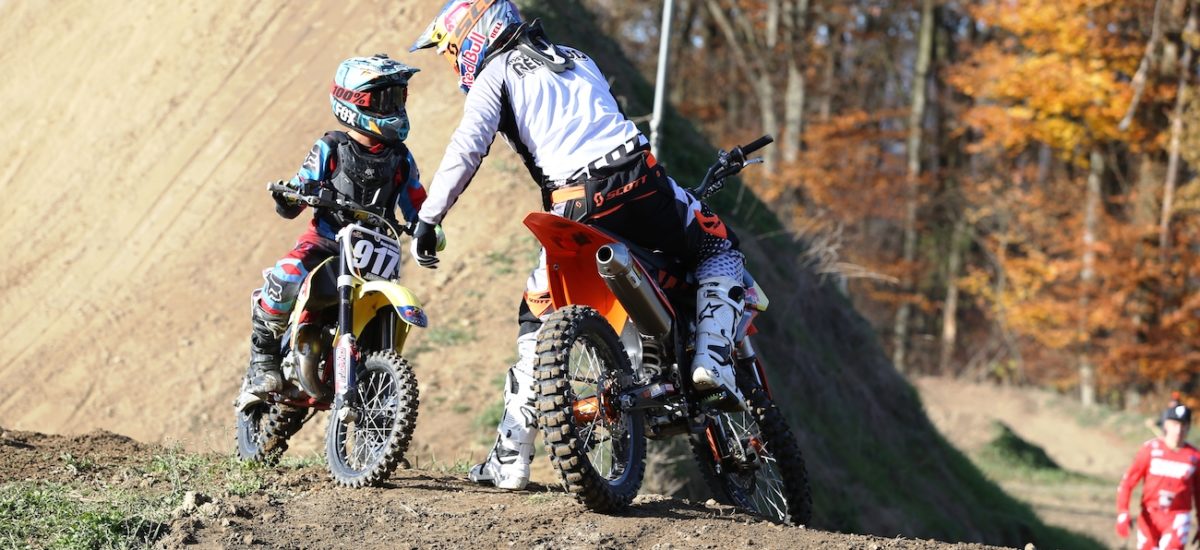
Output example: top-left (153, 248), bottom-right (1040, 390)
top-left (352, 281), bottom-right (427, 351)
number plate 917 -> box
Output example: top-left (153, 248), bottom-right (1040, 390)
top-left (345, 226), bottom-right (402, 281)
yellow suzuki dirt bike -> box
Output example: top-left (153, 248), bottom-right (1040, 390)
top-left (529, 136), bottom-right (812, 524)
top-left (235, 183), bottom-right (425, 488)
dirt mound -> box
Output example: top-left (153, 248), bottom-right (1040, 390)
top-left (1, 428), bottom-right (147, 484)
top-left (916, 376), bottom-right (1142, 479)
top-left (0, 428), bottom-right (1005, 550)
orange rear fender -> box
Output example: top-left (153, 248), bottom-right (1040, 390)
top-left (523, 212), bottom-right (629, 332)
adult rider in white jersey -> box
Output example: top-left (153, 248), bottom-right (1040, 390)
top-left (409, 0), bottom-right (748, 491)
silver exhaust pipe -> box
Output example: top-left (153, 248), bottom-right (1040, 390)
top-left (294, 324), bottom-right (331, 400)
top-left (596, 243), bottom-right (672, 338)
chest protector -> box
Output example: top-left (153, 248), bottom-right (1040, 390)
top-left (324, 131), bottom-right (408, 222)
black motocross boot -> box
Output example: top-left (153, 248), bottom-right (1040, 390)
top-left (245, 303), bottom-right (287, 397)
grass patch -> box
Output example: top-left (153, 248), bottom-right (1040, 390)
top-left (484, 251), bottom-right (516, 276)
top-left (527, 492), bottom-right (562, 505)
top-left (982, 421), bottom-right (1060, 471)
top-left (2, 444), bottom-right (332, 549)
top-left (141, 445), bottom-right (295, 499)
top-left (974, 421), bottom-right (1098, 485)
top-left (474, 397), bottom-right (505, 447)
top-left (417, 456), bottom-right (476, 475)
top-left (59, 452), bottom-right (97, 476)
top-left (410, 326), bottom-right (477, 355)
top-left (0, 481), bottom-right (172, 549)
top-left (473, 371), bottom-right (509, 445)
top-left (279, 452), bottom-right (326, 469)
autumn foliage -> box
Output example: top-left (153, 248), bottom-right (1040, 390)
top-left (589, 0), bottom-right (1199, 407)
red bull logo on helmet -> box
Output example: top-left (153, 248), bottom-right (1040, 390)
top-left (459, 30), bottom-right (487, 89)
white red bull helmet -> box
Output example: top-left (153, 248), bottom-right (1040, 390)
top-left (410, 0), bottom-right (523, 93)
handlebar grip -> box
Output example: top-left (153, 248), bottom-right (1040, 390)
top-left (742, 135), bottom-right (774, 155)
top-left (267, 181), bottom-right (293, 194)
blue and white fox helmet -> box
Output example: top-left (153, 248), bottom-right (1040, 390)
top-left (330, 54), bottom-right (420, 143)
top-left (410, 0), bottom-right (523, 93)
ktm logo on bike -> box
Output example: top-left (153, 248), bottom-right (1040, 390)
top-left (694, 209), bottom-right (728, 239)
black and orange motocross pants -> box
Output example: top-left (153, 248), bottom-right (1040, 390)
top-left (517, 150), bottom-right (744, 337)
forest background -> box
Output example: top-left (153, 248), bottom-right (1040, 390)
top-left (588, 0), bottom-right (1200, 409)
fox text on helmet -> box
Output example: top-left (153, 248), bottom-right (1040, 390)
top-left (328, 55), bottom-right (420, 144)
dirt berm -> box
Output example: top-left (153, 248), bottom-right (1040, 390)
top-left (0, 1), bottom-right (1090, 548)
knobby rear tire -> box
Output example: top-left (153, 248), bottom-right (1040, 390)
top-left (235, 403), bottom-right (306, 466)
top-left (535, 306), bottom-right (646, 512)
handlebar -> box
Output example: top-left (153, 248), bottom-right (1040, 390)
top-left (693, 134), bottom-right (773, 201)
top-left (741, 135), bottom-right (774, 156)
top-left (267, 181), bottom-right (412, 237)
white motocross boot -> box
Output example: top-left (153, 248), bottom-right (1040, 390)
top-left (470, 334), bottom-right (538, 490)
top-left (690, 276), bottom-right (747, 410)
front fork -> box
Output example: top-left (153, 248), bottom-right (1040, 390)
top-left (735, 336), bottom-right (771, 400)
top-left (333, 251), bottom-right (359, 421)
top-left (702, 336), bottom-right (768, 473)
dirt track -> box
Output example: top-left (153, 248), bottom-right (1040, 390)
top-left (0, 0), bottom-right (535, 467)
top-left (0, 428), bottom-right (1008, 549)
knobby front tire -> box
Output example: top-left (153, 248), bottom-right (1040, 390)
top-left (690, 382), bottom-right (813, 525)
top-left (325, 350), bottom-right (419, 488)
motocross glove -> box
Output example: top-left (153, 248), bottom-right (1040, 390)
top-left (411, 220), bottom-right (442, 269)
top-left (1115, 511), bottom-right (1130, 538)
top-left (272, 180), bottom-right (305, 219)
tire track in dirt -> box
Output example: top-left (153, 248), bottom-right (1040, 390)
top-left (96, 3), bottom-right (296, 282)
top-left (128, 21), bottom-right (333, 279)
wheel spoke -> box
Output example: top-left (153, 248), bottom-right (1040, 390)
top-left (714, 407), bottom-right (790, 522)
top-left (335, 365), bottom-right (403, 471)
top-left (569, 336), bottom-right (627, 482)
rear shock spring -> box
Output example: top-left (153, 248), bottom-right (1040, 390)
top-left (640, 337), bottom-right (664, 380)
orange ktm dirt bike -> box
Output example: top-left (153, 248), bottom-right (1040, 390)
top-left (235, 183), bottom-right (425, 488)
top-left (529, 136), bottom-right (812, 525)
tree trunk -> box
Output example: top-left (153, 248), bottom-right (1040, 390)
top-left (757, 81), bottom-right (779, 172)
top-left (704, 0), bottom-right (781, 173)
top-left (669, 0), bottom-right (697, 107)
top-left (782, 0), bottom-right (810, 163)
top-left (818, 15), bottom-right (840, 123)
top-left (1120, 0), bottom-right (1165, 131)
top-left (892, 0), bottom-right (936, 374)
top-left (783, 62), bottom-right (806, 163)
top-left (767, 0), bottom-right (780, 48)
top-left (1079, 148), bottom-right (1104, 408)
top-left (1161, 2), bottom-right (1196, 263)
top-left (1133, 155), bottom-right (1164, 335)
top-left (939, 216), bottom-right (967, 375)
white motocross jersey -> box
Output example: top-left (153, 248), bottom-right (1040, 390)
top-left (417, 46), bottom-right (643, 224)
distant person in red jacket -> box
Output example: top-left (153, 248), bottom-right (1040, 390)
top-left (1117, 403), bottom-right (1200, 550)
